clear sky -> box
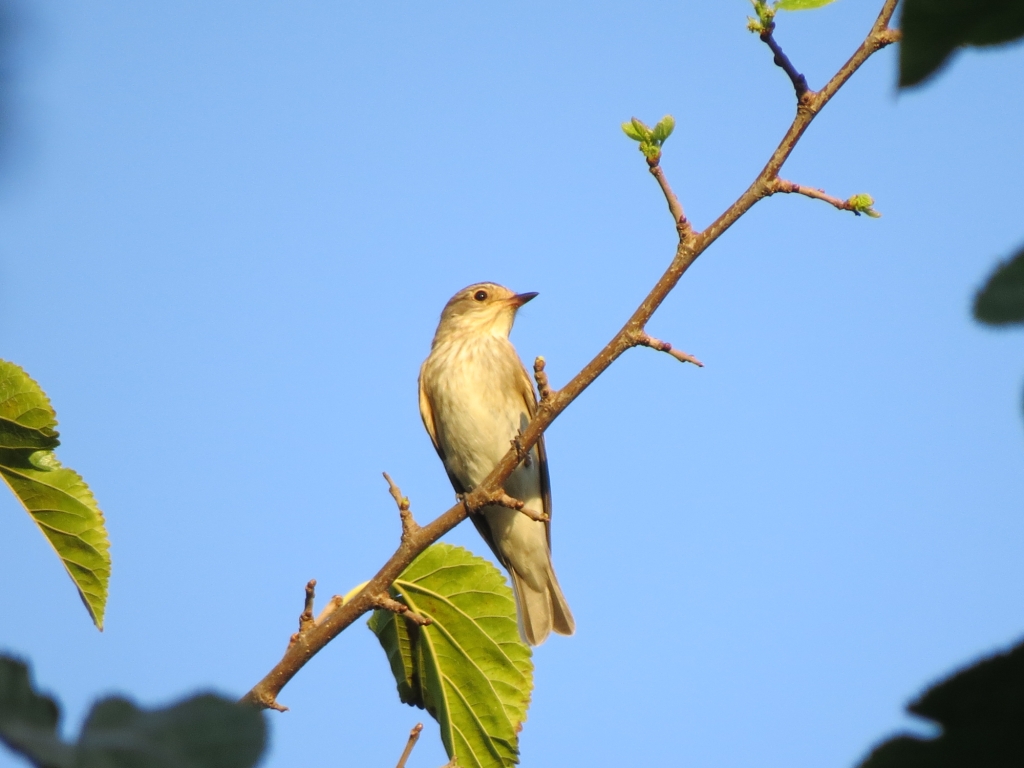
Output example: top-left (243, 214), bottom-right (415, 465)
top-left (1, 2), bottom-right (1023, 767)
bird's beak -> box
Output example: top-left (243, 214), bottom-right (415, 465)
top-left (510, 292), bottom-right (538, 308)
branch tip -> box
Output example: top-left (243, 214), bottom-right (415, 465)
top-left (533, 356), bottom-right (555, 402)
top-left (298, 578), bottom-right (317, 632)
top-left (396, 724), bottom-right (424, 768)
top-left (636, 332), bottom-right (704, 367)
top-left (384, 471), bottom-right (420, 538)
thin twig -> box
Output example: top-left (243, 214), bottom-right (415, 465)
top-left (467, 486), bottom-right (549, 522)
top-left (373, 594), bottom-right (431, 626)
top-left (760, 22), bottom-right (809, 100)
top-left (396, 724), bottom-right (423, 768)
top-left (635, 333), bottom-right (704, 367)
top-left (534, 356), bottom-right (554, 402)
top-left (240, 0), bottom-right (899, 712)
top-left (287, 580), bottom-right (319, 651)
top-left (767, 178), bottom-right (861, 214)
top-left (383, 472), bottom-right (420, 540)
top-left (648, 164), bottom-right (692, 237)
top-left (299, 580), bottom-right (316, 630)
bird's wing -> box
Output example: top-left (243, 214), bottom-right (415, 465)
top-left (418, 364), bottom-right (467, 496)
top-left (514, 359), bottom-right (553, 548)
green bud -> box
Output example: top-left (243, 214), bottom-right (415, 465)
top-left (621, 122), bottom-right (644, 142)
top-left (652, 115), bottom-right (675, 143)
top-left (848, 193), bottom-right (881, 218)
top-left (630, 117), bottom-right (652, 141)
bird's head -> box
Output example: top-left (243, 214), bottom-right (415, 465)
top-left (433, 282), bottom-right (538, 343)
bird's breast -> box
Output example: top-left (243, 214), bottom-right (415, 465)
top-left (423, 336), bottom-right (530, 489)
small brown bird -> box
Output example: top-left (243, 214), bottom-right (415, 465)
top-left (418, 282), bottom-right (574, 645)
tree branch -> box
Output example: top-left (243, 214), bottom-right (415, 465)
top-left (240, 0), bottom-right (899, 712)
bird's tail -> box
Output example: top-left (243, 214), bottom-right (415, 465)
top-left (509, 563), bottom-right (575, 646)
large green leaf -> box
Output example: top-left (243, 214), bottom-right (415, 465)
top-left (368, 543), bottom-right (534, 768)
top-left (775, 0), bottom-right (840, 11)
top-left (0, 656), bottom-right (267, 768)
top-left (974, 246), bottom-right (1024, 325)
top-left (900, 0), bottom-right (1024, 87)
top-left (856, 638), bottom-right (1024, 767)
top-left (0, 360), bottom-right (110, 630)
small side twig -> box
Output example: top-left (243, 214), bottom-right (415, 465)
top-left (384, 472), bottom-right (420, 541)
top-left (485, 489), bottom-right (550, 522)
top-left (635, 332), bottom-right (704, 367)
top-left (648, 164), bottom-right (693, 238)
top-left (373, 593), bottom-right (432, 626)
top-left (396, 724), bottom-right (423, 768)
top-left (768, 178), bottom-right (879, 217)
top-left (534, 356), bottom-right (554, 402)
top-left (760, 22), bottom-right (810, 100)
top-left (299, 579), bottom-right (316, 631)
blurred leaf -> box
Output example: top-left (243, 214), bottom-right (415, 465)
top-left (0, 656), bottom-right (267, 768)
top-left (0, 655), bottom-right (68, 768)
top-left (0, 360), bottom-right (110, 630)
top-left (900, 0), bottom-right (1024, 87)
top-left (974, 245), bottom-right (1024, 325)
top-left (776, 0), bottom-right (840, 10)
top-left (369, 543), bottom-right (534, 768)
top-left (857, 638), bottom-right (1024, 767)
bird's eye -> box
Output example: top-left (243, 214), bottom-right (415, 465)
top-left (474, 290), bottom-right (488, 302)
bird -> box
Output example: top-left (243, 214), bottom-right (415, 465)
top-left (418, 282), bottom-right (575, 646)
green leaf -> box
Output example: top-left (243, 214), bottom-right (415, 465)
top-left (776, 0), bottom-right (840, 10)
top-left (630, 117), bottom-right (652, 141)
top-left (856, 638), bottom-right (1024, 767)
top-left (900, 0), bottom-right (1024, 87)
top-left (651, 115), bottom-right (675, 143)
top-left (0, 656), bottom-right (267, 768)
top-left (368, 543), bottom-right (534, 768)
top-left (621, 121), bottom-right (643, 142)
top-left (974, 245), bottom-right (1024, 325)
top-left (0, 360), bottom-right (110, 630)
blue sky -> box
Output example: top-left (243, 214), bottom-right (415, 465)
top-left (1, 1), bottom-right (1023, 766)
